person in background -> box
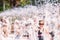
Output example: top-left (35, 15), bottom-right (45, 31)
top-left (8, 23), bottom-right (15, 40)
top-left (38, 20), bottom-right (44, 40)
top-left (1, 24), bottom-right (9, 40)
top-left (14, 20), bottom-right (21, 40)
top-left (10, 23), bottom-right (14, 34)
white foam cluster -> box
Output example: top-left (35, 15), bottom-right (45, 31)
top-left (0, 3), bottom-right (60, 40)
top-left (0, 3), bottom-right (60, 27)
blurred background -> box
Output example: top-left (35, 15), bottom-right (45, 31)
top-left (0, 0), bottom-right (60, 12)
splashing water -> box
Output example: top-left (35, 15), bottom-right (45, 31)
top-left (0, 2), bottom-right (60, 40)
top-left (0, 3), bottom-right (60, 29)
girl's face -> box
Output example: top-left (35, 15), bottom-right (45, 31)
top-left (39, 20), bottom-right (44, 28)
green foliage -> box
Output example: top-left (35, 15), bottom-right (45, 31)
top-left (0, 6), bottom-right (3, 12)
top-left (5, 0), bottom-right (31, 7)
top-left (5, 0), bottom-right (11, 10)
top-left (20, 0), bottom-right (31, 6)
top-left (0, 0), bottom-right (3, 12)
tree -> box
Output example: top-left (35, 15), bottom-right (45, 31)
top-left (0, 0), bottom-right (3, 12)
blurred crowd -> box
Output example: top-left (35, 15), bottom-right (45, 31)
top-left (0, 3), bottom-right (60, 40)
top-left (0, 15), bottom-right (60, 40)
